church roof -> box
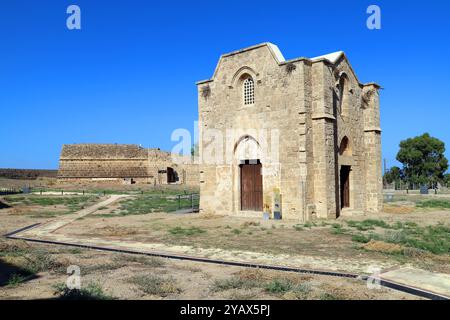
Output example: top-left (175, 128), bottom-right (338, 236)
top-left (196, 43), bottom-right (347, 85)
top-left (197, 43), bottom-right (378, 87)
top-left (310, 51), bottom-right (345, 64)
top-left (267, 43), bottom-right (286, 63)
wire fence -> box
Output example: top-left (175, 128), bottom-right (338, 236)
top-left (0, 188), bottom-right (23, 196)
top-left (174, 193), bottom-right (200, 212)
top-left (384, 181), bottom-right (449, 194)
top-left (0, 186), bottom-right (200, 213)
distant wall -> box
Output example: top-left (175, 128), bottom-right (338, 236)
top-left (0, 168), bottom-right (58, 180)
top-left (56, 144), bottom-right (199, 186)
top-left (178, 164), bottom-right (200, 186)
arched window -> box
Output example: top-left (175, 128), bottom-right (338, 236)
top-left (243, 77), bottom-right (255, 105)
top-left (338, 76), bottom-right (346, 114)
top-left (339, 136), bottom-right (352, 156)
top-left (338, 74), bottom-right (350, 115)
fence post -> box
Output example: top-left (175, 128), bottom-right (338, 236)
top-left (190, 194), bottom-right (193, 211)
top-left (61, 190), bottom-right (63, 195)
top-left (178, 195), bottom-right (181, 210)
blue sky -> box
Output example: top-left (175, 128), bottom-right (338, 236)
top-left (0, 0), bottom-right (449, 169)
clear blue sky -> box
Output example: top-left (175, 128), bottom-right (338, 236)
top-left (0, 0), bottom-right (449, 169)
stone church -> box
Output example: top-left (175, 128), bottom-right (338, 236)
top-left (196, 43), bottom-right (382, 221)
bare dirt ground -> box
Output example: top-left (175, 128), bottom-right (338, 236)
top-left (0, 239), bottom-right (416, 300)
top-left (54, 200), bottom-right (450, 275)
top-left (0, 210), bottom-right (416, 300)
top-left (1, 184), bottom-right (448, 300)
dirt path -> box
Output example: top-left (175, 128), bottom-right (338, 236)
top-left (21, 194), bottom-right (130, 237)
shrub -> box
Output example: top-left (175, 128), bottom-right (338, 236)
top-left (285, 283), bottom-right (313, 299)
top-left (211, 278), bottom-right (246, 292)
top-left (383, 230), bottom-right (407, 243)
top-left (23, 248), bottom-right (63, 274)
top-left (352, 223), bottom-right (450, 255)
top-left (330, 224), bottom-right (348, 235)
top-left (54, 282), bottom-right (114, 300)
top-left (201, 85), bottom-right (211, 99)
top-left (130, 275), bottom-right (181, 296)
top-left (319, 292), bottom-right (345, 300)
top-left (347, 219), bottom-right (391, 231)
top-left (351, 234), bottom-right (371, 243)
top-left (304, 222), bottom-right (312, 229)
top-left (265, 279), bottom-right (293, 293)
top-left (242, 221), bottom-right (260, 228)
top-left (114, 254), bottom-right (165, 267)
top-left (416, 199), bottom-right (450, 209)
top-left (168, 226), bottom-right (206, 236)
top-left (285, 62), bottom-right (297, 74)
top-left (7, 274), bottom-right (27, 287)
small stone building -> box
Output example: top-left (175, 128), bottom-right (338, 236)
top-left (196, 43), bottom-right (382, 221)
top-left (58, 144), bottom-right (198, 185)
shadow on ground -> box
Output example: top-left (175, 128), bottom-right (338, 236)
top-left (50, 293), bottom-right (113, 300)
top-left (0, 259), bottom-right (39, 287)
top-left (0, 200), bottom-right (11, 209)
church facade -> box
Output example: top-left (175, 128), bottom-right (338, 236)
top-left (196, 43), bottom-right (382, 221)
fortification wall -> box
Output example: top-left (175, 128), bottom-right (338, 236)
top-left (0, 168), bottom-right (58, 180)
top-left (57, 144), bottom-right (199, 186)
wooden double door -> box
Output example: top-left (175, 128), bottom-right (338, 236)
top-left (240, 161), bottom-right (263, 211)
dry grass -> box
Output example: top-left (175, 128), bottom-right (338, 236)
top-left (197, 213), bottom-right (225, 220)
top-left (228, 289), bottom-right (259, 300)
top-left (130, 275), bottom-right (181, 297)
top-left (242, 221), bottom-right (261, 228)
top-left (0, 239), bottom-right (68, 279)
top-left (235, 268), bottom-right (267, 282)
top-left (53, 282), bottom-right (114, 300)
top-left (0, 193), bottom-right (422, 301)
top-left (93, 226), bottom-right (138, 237)
top-left (113, 254), bottom-right (165, 268)
top-left (362, 240), bottom-right (403, 254)
top-left (171, 264), bottom-right (202, 273)
top-left (211, 268), bottom-right (317, 300)
top-left (383, 205), bottom-right (415, 214)
top-left (0, 239), bottom-right (31, 256)
top-left (0, 240), bottom-right (419, 300)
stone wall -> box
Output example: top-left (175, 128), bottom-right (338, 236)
top-left (58, 144), bottom-right (150, 181)
top-left (0, 168), bottom-right (58, 180)
top-left (197, 44), bottom-right (308, 219)
top-left (58, 144), bottom-right (199, 186)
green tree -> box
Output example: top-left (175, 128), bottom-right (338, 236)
top-left (444, 173), bottom-right (450, 187)
top-left (396, 133), bottom-right (449, 186)
top-left (384, 166), bottom-right (403, 184)
top-left (191, 143), bottom-right (199, 158)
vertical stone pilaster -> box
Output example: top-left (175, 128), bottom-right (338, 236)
top-left (311, 62), bottom-right (338, 219)
top-left (364, 131), bottom-right (382, 212)
top-left (363, 84), bottom-right (382, 213)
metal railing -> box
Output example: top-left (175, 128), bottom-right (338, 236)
top-left (175, 193), bottom-right (200, 212)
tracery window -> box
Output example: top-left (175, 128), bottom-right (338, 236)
top-left (243, 77), bottom-right (255, 105)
